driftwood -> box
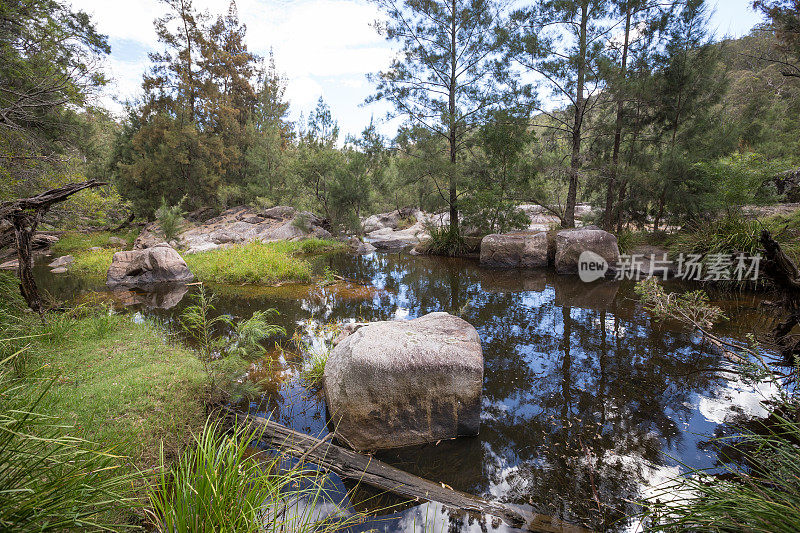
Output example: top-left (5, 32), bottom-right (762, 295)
top-left (224, 408), bottom-right (588, 533)
top-left (0, 180), bottom-right (106, 315)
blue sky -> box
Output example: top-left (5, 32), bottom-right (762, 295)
top-left (75, 0), bottom-right (764, 139)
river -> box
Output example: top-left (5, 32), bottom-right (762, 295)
top-left (36, 250), bottom-right (778, 532)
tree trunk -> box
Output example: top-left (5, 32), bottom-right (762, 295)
top-left (603, 3), bottom-right (631, 230)
top-left (448, 0), bottom-right (459, 235)
top-left (653, 184), bottom-right (667, 233)
top-left (564, 2), bottom-right (589, 229)
top-left (12, 211), bottom-right (42, 316)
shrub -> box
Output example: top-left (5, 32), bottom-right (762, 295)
top-left (147, 420), bottom-right (350, 533)
top-left (155, 197), bottom-right (185, 242)
top-left (420, 224), bottom-right (466, 256)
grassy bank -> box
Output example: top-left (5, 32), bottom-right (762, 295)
top-left (183, 239), bottom-right (345, 285)
top-left (25, 312), bottom-right (207, 469)
top-left (51, 230), bottom-right (137, 255)
top-left (63, 236), bottom-right (345, 286)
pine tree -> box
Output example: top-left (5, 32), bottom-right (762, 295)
top-left (504, 0), bottom-right (613, 228)
top-left (368, 0), bottom-right (504, 234)
top-left (650, 0), bottom-right (725, 231)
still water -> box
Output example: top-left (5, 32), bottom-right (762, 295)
top-left (37, 251), bottom-right (777, 532)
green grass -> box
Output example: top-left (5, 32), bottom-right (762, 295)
top-left (184, 239), bottom-right (345, 285)
top-left (26, 312), bottom-right (207, 471)
top-left (51, 230), bottom-right (136, 255)
top-left (62, 238), bottom-right (346, 285)
top-left (148, 420), bottom-right (353, 533)
top-left (70, 248), bottom-right (116, 278)
top-left (642, 413), bottom-right (800, 532)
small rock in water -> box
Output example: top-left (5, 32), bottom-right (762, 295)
top-left (0, 259), bottom-right (18, 270)
top-left (48, 255), bottom-right (74, 268)
top-left (51, 267), bottom-right (68, 274)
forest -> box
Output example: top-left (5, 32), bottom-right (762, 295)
top-left (4, 0), bottom-right (800, 532)
top-left (3, 0), bottom-right (798, 241)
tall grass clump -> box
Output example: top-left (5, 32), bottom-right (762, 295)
top-left (184, 240), bottom-right (343, 285)
top-left (421, 224), bottom-right (466, 256)
top-left (642, 413), bottom-right (800, 532)
top-left (672, 214), bottom-right (763, 258)
top-left (0, 350), bottom-right (135, 531)
top-left (147, 420), bottom-right (350, 533)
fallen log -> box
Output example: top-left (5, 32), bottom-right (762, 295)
top-left (223, 407), bottom-right (589, 533)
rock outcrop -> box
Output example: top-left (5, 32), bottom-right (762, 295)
top-left (48, 255), bottom-right (74, 268)
top-left (362, 209), bottom-right (448, 250)
top-left (133, 206), bottom-right (335, 254)
top-left (554, 226), bottom-right (620, 274)
top-left (324, 312), bottom-right (483, 451)
top-left (106, 243), bottom-right (194, 287)
top-left (480, 231), bottom-right (550, 268)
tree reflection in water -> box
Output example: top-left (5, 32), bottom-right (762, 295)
top-left (59, 251), bottom-right (767, 532)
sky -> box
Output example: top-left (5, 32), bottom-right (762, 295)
top-left (73, 0), bottom-right (765, 139)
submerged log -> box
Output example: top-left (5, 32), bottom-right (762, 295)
top-left (0, 180), bottom-right (106, 315)
top-left (224, 408), bottom-right (588, 533)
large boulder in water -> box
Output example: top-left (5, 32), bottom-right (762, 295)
top-left (324, 312), bottom-right (483, 451)
top-left (554, 227), bottom-right (620, 274)
top-left (480, 231), bottom-right (550, 268)
top-left (106, 243), bottom-right (194, 287)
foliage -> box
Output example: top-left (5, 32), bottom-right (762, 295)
top-left (421, 224), bottom-right (467, 257)
top-left (671, 214), bottom-right (766, 258)
top-left (0, 352), bottom-right (136, 531)
top-left (0, 0), bottom-right (109, 198)
top-left (184, 240), bottom-right (344, 285)
top-left (147, 420), bottom-right (349, 533)
top-left (180, 286), bottom-right (284, 401)
top-left (155, 197), bottom-right (185, 242)
top-left (368, 0), bottom-right (505, 232)
top-left (635, 277), bottom-right (726, 329)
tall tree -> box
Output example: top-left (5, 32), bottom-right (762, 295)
top-left (368, 0), bottom-right (504, 234)
top-left (119, 0), bottom-right (261, 215)
top-left (601, 1), bottom-right (669, 229)
top-left (753, 0), bottom-right (800, 78)
top-left (650, 0), bottom-right (723, 231)
top-left (505, 0), bottom-right (612, 227)
top-left (0, 0), bottom-right (109, 196)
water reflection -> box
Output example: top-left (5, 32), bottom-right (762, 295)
top-left (34, 252), bottom-right (778, 531)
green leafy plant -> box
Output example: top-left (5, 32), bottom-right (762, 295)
top-left (147, 419), bottom-right (351, 533)
top-left (155, 197), bottom-right (185, 242)
top-left (180, 286), bottom-right (284, 401)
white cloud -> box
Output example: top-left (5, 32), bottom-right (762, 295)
top-left (71, 0), bottom-right (393, 133)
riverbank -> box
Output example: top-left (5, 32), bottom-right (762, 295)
top-left (53, 234), bottom-right (346, 285)
top-left (1, 291), bottom-right (207, 526)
